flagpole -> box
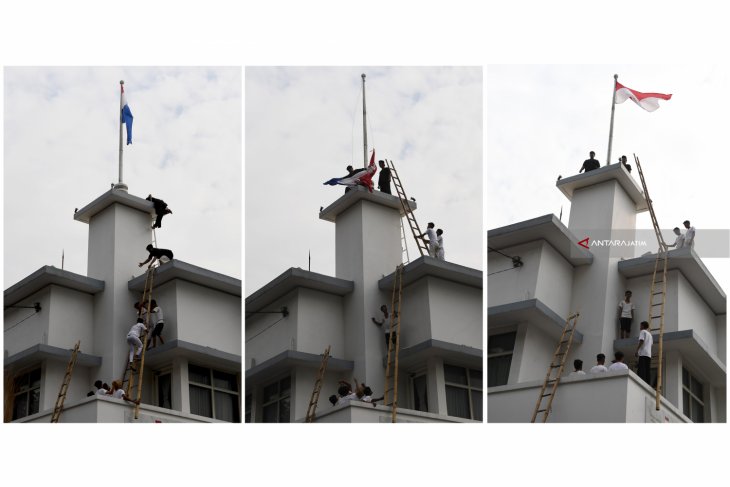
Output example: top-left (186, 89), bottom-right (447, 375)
top-left (606, 74), bottom-right (618, 167)
top-left (115, 80), bottom-right (128, 191)
top-left (362, 73), bottom-right (368, 168)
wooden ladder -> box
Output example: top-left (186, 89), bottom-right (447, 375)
top-left (531, 313), bottom-right (580, 423)
top-left (50, 340), bottom-right (81, 423)
top-left (383, 264), bottom-right (405, 423)
top-left (122, 264), bottom-right (156, 419)
top-left (634, 154), bottom-right (668, 410)
top-left (305, 345), bottom-right (331, 423)
top-left (385, 160), bottom-right (429, 257)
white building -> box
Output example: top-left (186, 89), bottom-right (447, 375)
top-left (245, 188), bottom-right (483, 422)
top-left (488, 163), bottom-right (726, 422)
top-left (4, 188), bottom-right (241, 423)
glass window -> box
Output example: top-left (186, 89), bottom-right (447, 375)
top-left (261, 376), bottom-right (291, 423)
top-left (681, 367), bottom-right (705, 423)
top-left (245, 394), bottom-right (252, 423)
top-left (157, 373), bottom-right (172, 409)
top-left (412, 375), bottom-right (428, 412)
top-left (188, 364), bottom-right (239, 422)
top-left (12, 368), bottom-right (42, 420)
top-left (488, 332), bottom-right (516, 387)
top-left (444, 364), bottom-right (482, 421)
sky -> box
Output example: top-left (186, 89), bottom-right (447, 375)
top-left (245, 66), bottom-right (482, 295)
top-left (3, 67), bottom-right (241, 288)
top-left (488, 65), bottom-right (730, 293)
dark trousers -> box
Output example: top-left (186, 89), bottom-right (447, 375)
top-left (379, 182), bottom-right (391, 194)
top-left (384, 332), bottom-right (397, 347)
top-left (637, 355), bottom-right (652, 385)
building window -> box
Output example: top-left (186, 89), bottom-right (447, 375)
top-left (444, 365), bottom-right (482, 421)
top-left (682, 368), bottom-right (704, 423)
top-left (12, 368), bottom-right (41, 420)
top-left (188, 364), bottom-right (240, 422)
top-left (245, 394), bottom-right (252, 423)
top-left (488, 331), bottom-right (516, 387)
top-left (262, 376), bottom-right (291, 423)
top-left (156, 372), bottom-right (172, 409)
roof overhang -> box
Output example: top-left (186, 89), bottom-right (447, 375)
top-left (128, 260), bottom-right (241, 297)
top-left (617, 247), bottom-right (726, 314)
top-left (488, 298), bottom-right (584, 344)
top-left (4, 266), bottom-right (105, 307)
top-left (245, 349), bottom-right (353, 383)
top-left (4, 344), bottom-right (102, 370)
top-left (378, 256), bottom-right (482, 291)
top-left (614, 330), bottom-right (726, 385)
top-left (556, 162), bottom-right (648, 212)
top-left (74, 188), bottom-right (154, 224)
top-left (143, 339), bottom-right (240, 372)
top-left (245, 267), bottom-right (354, 316)
top-left (487, 214), bottom-right (593, 266)
top-left (384, 339), bottom-right (482, 370)
top-left (319, 185), bottom-right (416, 222)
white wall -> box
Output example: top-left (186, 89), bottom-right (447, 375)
top-left (428, 277), bottom-right (482, 348)
top-left (245, 291), bottom-right (297, 368)
top-left (717, 314), bottom-right (726, 364)
top-left (295, 288), bottom-right (345, 356)
top-left (534, 242), bottom-right (573, 318)
top-left (47, 286), bottom-right (95, 353)
top-left (175, 281), bottom-right (241, 356)
top-left (677, 273), bottom-right (719, 356)
top-left (487, 241), bottom-right (541, 306)
top-left (3, 288), bottom-right (50, 356)
top-left (626, 271), bottom-right (680, 335)
top-left (512, 322), bottom-right (555, 384)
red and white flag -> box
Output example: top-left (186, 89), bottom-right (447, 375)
top-left (615, 81), bottom-right (672, 112)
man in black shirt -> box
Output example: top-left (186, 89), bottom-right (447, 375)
top-left (344, 165), bottom-right (366, 193)
top-left (139, 244), bottom-right (174, 268)
top-left (377, 160), bottom-right (391, 194)
top-left (146, 194), bottom-right (173, 229)
top-left (579, 151), bottom-right (600, 173)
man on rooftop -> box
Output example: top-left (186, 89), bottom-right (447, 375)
top-left (579, 151), bottom-right (600, 173)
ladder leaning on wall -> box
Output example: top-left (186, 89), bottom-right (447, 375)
top-left (634, 154), bottom-right (668, 411)
top-left (50, 340), bottom-right (81, 423)
top-left (530, 312), bottom-right (580, 423)
top-left (385, 160), bottom-right (430, 257)
top-left (305, 345), bottom-right (331, 423)
top-left (383, 264), bottom-right (405, 423)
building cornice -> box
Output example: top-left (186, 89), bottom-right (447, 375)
top-left (488, 298), bottom-right (584, 344)
top-left (318, 185), bottom-right (417, 222)
top-left (4, 266), bottom-right (105, 307)
top-left (4, 343), bottom-right (102, 370)
top-left (488, 214), bottom-right (593, 266)
top-left (378, 256), bottom-right (482, 291)
top-left (74, 188), bottom-right (154, 224)
top-left (245, 349), bottom-right (354, 382)
top-left (128, 260), bottom-right (241, 297)
top-left (245, 267), bottom-right (354, 316)
top-left (556, 162), bottom-right (649, 212)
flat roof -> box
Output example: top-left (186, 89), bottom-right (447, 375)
top-left (487, 214), bottom-right (593, 266)
top-left (74, 188), bottom-right (154, 223)
top-left (4, 266), bottom-right (105, 307)
top-left (617, 247), bottom-right (726, 314)
top-left (245, 267), bottom-right (354, 316)
top-left (5, 344), bottom-right (102, 370)
top-left (319, 185), bottom-right (417, 222)
top-left (245, 349), bottom-right (354, 383)
top-left (143, 339), bottom-right (240, 372)
top-left (556, 162), bottom-right (649, 212)
top-left (128, 260), bottom-right (241, 297)
top-left (378, 256), bottom-right (482, 291)
top-left (488, 298), bottom-right (584, 345)
top-left (614, 330), bottom-right (726, 385)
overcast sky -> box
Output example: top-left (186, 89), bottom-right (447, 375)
top-left (3, 67), bottom-right (241, 288)
top-left (245, 67), bottom-right (482, 295)
top-left (488, 65), bottom-right (730, 293)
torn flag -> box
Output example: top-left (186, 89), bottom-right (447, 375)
top-left (615, 81), bottom-right (672, 112)
top-left (323, 151), bottom-right (378, 192)
top-left (121, 85), bottom-right (134, 144)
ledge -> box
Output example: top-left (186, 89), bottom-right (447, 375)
top-left (245, 267), bottom-right (354, 316)
top-left (384, 339), bottom-right (482, 369)
top-left (245, 349), bottom-right (353, 382)
top-left (319, 185), bottom-right (417, 222)
top-left (74, 188), bottom-right (154, 224)
top-left (488, 298), bottom-right (584, 344)
top-left (556, 162), bottom-right (648, 212)
top-left (4, 266), bottom-right (105, 307)
top-left (143, 339), bottom-right (240, 371)
top-left (378, 256), bottom-right (482, 291)
top-left (128, 259), bottom-right (241, 298)
top-left (4, 343), bottom-right (102, 370)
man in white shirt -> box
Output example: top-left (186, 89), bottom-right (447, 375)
top-left (636, 321), bottom-right (653, 386)
top-left (146, 299), bottom-right (165, 350)
top-left (683, 220), bottom-right (695, 248)
top-left (666, 227), bottom-right (685, 250)
top-left (608, 351), bottom-right (629, 371)
top-left (419, 222), bottom-right (438, 257)
top-left (569, 359), bottom-right (586, 377)
top-left (435, 229), bottom-right (445, 261)
top-left (617, 290), bottom-right (635, 339)
top-left (589, 353), bottom-right (608, 373)
top-left (126, 317), bottom-right (147, 369)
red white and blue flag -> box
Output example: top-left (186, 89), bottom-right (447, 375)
top-left (324, 150), bottom-right (378, 192)
top-left (121, 85), bottom-right (134, 144)
top-left (615, 81), bottom-right (672, 112)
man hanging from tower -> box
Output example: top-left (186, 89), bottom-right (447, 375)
top-left (139, 244), bottom-right (174, 268)
top-left (146, 194), bottom-right (173, 229)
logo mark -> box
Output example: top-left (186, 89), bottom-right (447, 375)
top-left (578, 237), bottom-right (590, 249)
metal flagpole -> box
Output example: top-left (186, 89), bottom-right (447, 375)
top-left (362, 74), bottom-right (367, 168)
top-left (115, 80), bottom-right (128, 191)
top-left (606, 74), bottom-right (618, 167)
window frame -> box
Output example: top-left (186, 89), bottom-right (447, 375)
top-left (12, 367), bottom-right (42, 420)
top-left (187, 363), bottom-right (240, 422)
top-left (443, 364), bottom-right (482, 421)
top-left (681, 367), bottom-right (705, 423)
top-left (487, 330), bottom-right (517, 387)
top-left (260, 375), bottom-right (291, 423)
